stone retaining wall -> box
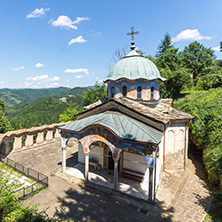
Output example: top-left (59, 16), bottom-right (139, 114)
top-left (0, 122), bottom-right (69, 156)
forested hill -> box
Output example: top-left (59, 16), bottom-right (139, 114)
top-left (0, 87), bottom-right (70, 108)
top-left (9, 97), bottom-right (68, 129)
top-left (0, 86), bottom-right (89, 109)
top-left (3, 86), bottom-right (90, 129)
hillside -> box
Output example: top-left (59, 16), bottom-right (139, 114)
top-left (0, 87), bottom-right (70, 108)
top-left (174, 88), bottom-right (222, 185)
top-left (9, 97), bottom-right (67, 129)
top-left (4, 86), bottom-right (89, 129)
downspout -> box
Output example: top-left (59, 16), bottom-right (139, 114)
top-left (163, 125), bottom-right (166, 171)
top-left (153, 145), bottom-right (158, 202)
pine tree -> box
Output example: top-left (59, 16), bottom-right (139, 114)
top-left (156, 32), bottom-right (173, 58)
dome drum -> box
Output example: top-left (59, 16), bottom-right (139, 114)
top-left (107, 79), bottom-right (160, 101)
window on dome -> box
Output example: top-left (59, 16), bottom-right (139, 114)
top-left (111, 86), bottom-right (115, 98)
top-left (122, 86), bottom-right (127, 97)
top-left (151, 86), bottom-right (155, 99)
top-left (137, 86), bottom-right (142, 99)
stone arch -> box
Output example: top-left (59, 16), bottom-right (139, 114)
top-left (79, 134), bottom-right (120, 159)
top-left (178, 129), bottom-right (185, 151)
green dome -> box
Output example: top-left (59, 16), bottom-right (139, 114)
top-left (105, 50), bottom-right (166, 82)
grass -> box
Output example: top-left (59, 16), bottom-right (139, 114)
top-left (0, 160), bottom-right (47, 200)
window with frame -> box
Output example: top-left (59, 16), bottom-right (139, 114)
top-left (137, 86), bottom-right (142, 99)
top-left (111, 86), bottom-right (115, 98)
top-left (122, 85), bottom-right (127, 97)
top-left (151, 86), bottom-right (155, 99)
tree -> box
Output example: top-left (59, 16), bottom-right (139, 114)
top-left (0, 98), bottom-right (12, 133)
top-left (107, 46), bottom-right (129, 70)
top-left (181, 41), bottom-right (215, 83)
top-left (158, 48), bottom-right (181, 71)
top-left (82, 82), bottom-right (107, 106)
top-left (160, 68), bottom-right (191, 98)
top-left (156, 32), bottom-right (173, 58)
top-left (59, 104), bottom-right (83, 122)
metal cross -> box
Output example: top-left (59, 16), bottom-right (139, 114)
top-left (127, 26), bottom-right (139, 41)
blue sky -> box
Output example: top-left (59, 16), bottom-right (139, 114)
top-left (0, 0), bottom-right (221, 89)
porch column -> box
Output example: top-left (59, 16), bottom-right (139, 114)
top-left (85, 152), bottom-right (89, 182)
top-left (148, 167), bottom-right (153, 201)
top-left (113, 159), bottom-right (118, 190)
top-left (153, 149), bottom-right (157, 202)
top-left (61, 137), bottom-right (68, 172)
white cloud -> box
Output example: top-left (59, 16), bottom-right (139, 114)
top-left (64, 68), bottom-right (89, 75)
top-left (9, 66), bottom-right (24, 71)
top-left (25, 74), bottom-right (59, 82)
top-left (212, 46), bottom-right (221, 52)
top-left (23, 81), bottom-right (33, 88)
top-left (49, 82), bottom-right (59, 86)
top-left (0, 81), bottom-right (4, 84)
top-left (92, 31), bottom-right (102, 38)
top-left (68, 36), bottom-right (87, 45)
top-left (34, 62), bottom-right (45, 68)
top-left (172, 29), bottom-right (212, 42)
top-left (49, 15), bottom-right (90, 29)
top-left (26, 8), bottom-right (50, 19)
top-left (76, 75), bottom-right (84, 79)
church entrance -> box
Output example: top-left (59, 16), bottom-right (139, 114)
top-left (108, 151), bottom-right (114, 170)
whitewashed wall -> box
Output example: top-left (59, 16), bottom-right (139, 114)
top-left (123, 152), bottom-right (147, 173)
top-left (89, 145), bottom-right (104, 167)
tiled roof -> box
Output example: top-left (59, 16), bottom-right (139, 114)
top-left (60, 112), bottom-right (163, 144)
top-left (78, 97), bottom-right (194, 125)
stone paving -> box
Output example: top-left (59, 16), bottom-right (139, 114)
top-left (6, 140), bottom-right (213, 222)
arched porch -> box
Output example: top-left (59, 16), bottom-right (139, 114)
top-left (61, 114), bottom-right (162, 201)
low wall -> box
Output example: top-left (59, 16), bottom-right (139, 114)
top-left (0, 122), bottom-right (69, 156)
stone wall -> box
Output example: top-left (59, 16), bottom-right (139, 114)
top-left (0, 122), bottom-right (69, 156)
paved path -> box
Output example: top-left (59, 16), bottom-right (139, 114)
top-left (7, 141), bottom-right (213, 222)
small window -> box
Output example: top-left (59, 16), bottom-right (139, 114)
top-left (151, 86), bottom-right (155, 99)
top-left (111, 86), bottom-right (115, 98)
top-left (137, 86), bottom-right (142, 99)
top-left (122, 86), bottom-right (127, 97)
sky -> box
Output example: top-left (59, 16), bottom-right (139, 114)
top-left (0, 0), bottom-right (221, 89)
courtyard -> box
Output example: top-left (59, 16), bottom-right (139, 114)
top-left (5, 140), bottom-right (213, 222)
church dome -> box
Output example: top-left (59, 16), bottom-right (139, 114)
top-left (105, 49), bottom-right (166, 82)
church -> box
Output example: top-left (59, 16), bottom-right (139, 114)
top-left (59, 28), bottom-right (194, 202)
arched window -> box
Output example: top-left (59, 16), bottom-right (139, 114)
top-left (122, 86), bottom-right (127, 97)
top-left (137, 86), bottom-right (142, 99)
top-left (111, 86), bottom-right (115, 98)
top-left (151, 86), bottom-right (155, 99)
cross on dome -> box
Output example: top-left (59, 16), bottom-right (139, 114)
top-left (127, 26), bottom-right (139, 50)
top-left (127, 26), bottom-right (139, 41)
